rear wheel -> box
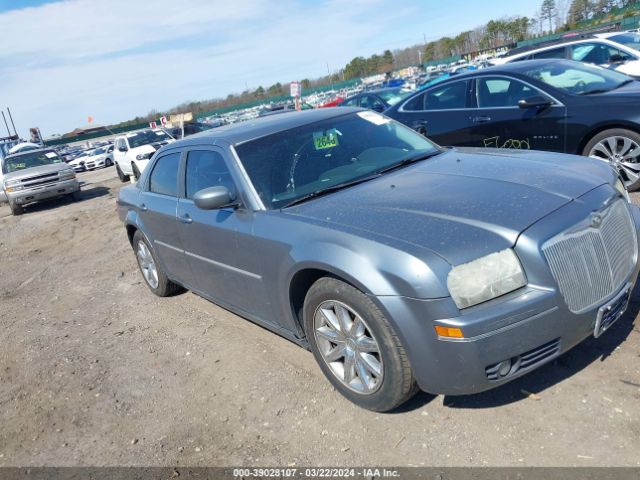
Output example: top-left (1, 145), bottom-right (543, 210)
top-left (303, 277), bottom-right (417, 412)
top-left (105, 157), bottom-right (113, 167)
top-left (116, 163), bottom-right (130, 183)
top-left (8, 201), bottom-right (23, 216)
top-left (132, 231), bottom-right (182, 297)
top-left (583, 128), bottom-right (640, 191)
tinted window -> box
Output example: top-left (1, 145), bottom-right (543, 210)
top-left (403, 81), bottom-right (467, 111)
top-left (341, 97), bottom-right (359, 107)
top-left (149, 152), bottom-right (180, 196)
top-left (476, 77), bottom-right (536, 107)
top-left (524, 61), bottom-right (631, 94)
top-left (359, 95), bottom-right (386, 111)
top-left (531, 47), bottom-right (566, 59)
top-left (609, 33), bottom-right (640, 52)
top-left (571, 42), bottom-right (631, 64)
top-left (185, 150), bottom-right (235, 199)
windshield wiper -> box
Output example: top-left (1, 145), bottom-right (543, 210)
top-left (281, 150), bottom-right (442, 209)
top-left (580, 79), bottom-right (634, 95)
top-left (281, 175), bottom-right (381, 209)
top-left (371, 150), bottom-right (442, 175)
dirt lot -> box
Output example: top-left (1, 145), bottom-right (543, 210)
top-left (0, 166), bottom-right (639, 467)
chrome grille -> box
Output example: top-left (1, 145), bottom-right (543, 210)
top-left (543, 199), bottom-right (637, 313)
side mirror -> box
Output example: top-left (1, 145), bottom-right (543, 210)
top-left (518, 95), bottom-right (552, 109)
top-left (118, 146), bottom-right (128, 152)
top-left (609, 54), bottom-right (625, 64)
top-left (193, 186), bottom-right (237, 210)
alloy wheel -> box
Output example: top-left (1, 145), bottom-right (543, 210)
top-left (588, 135), bottom-right (640, 189)
top-left (313, 300), bottom-right (383, 394)
top-left (136, 241), bottom-right (158, 289)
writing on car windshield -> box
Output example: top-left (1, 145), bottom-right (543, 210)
top-left (2, 151), bottom-right (62, 174)
top-left (235, 111), bottom-right (440, 209)
top-left (127, 130), bottom-right (171, 148)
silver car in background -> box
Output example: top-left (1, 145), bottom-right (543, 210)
top-left (117, 108), bottom-right (640, 411)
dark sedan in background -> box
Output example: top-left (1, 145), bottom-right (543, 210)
top-left (339, 87), bottom-right (410, 112)
top-left (385, 59), bottom-right (640, 190)
top-left (118, 108), bottom-right (639, 411)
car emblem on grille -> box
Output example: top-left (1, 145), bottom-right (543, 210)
top-left (590, 213), bottom-right (603, 228)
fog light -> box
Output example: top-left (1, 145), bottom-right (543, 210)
top-left (497, 359), bottom-right (512, 377)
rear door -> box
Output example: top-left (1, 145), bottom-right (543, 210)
top-left (138, 151), bottom-right (191, 283)
top-left (390, 79), bottom-right (475, 146)
top-left (467, 75), bottom-right (567, 152)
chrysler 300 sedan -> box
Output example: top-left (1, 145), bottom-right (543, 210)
top-left (117, 108), bottom-right (640, 411)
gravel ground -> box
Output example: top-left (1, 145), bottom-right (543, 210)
top-left (0, 166), bottom-right (639, 467)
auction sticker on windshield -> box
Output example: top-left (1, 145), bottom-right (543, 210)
top-left (313, 129), bottom-right (339, 150)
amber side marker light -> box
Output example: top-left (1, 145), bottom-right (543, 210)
top-left (434, 326), bottom-right (464, 338)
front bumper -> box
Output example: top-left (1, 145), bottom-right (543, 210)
top-left (7, 179), bottom-right (80, 205)
top-left (374, 188), bottom-right (640, 396)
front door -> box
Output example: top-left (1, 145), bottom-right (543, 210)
top-left (467, 76), bottom-right (567, 153)
top-left (176, 148), bottom-right (272, 319)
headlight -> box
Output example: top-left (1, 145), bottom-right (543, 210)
top-left (447, 249), bottom-right (527, 309)
top-left (136, 153), bottom-right (151, 160)
top-left (615, 178), bottom-right (630, 202)
top-left (4, 179), bottom-right (23, 192)
top-left (59, 169), bottom-right (76, 180)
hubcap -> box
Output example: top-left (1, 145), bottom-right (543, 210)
top-left (313, 300), bottom-right (383, 395)
top-left (588, 136), bottom-right (640, 189)
top-left (136, 241), bottom-right (158, 289)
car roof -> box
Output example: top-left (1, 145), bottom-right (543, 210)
top-left (429, 58), bottom-right (565, 80)
top-left (4, 147), bottom-right (55, 160)
top-left (173, 107), bottom-right (362, 146)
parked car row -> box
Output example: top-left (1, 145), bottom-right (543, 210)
top-left (68, 145), bottom-right (114, 172)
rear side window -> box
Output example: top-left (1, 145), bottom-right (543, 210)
top-left (403, 81), bottom-right (468, 111)
top-left (185, 150), bottom-right (235, 199)
top-left (149, 152), bottom-right (180, 196)
top-left (531, 47), bottom-right (566, 59)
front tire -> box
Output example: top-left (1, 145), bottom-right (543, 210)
top-left (9, 201), bottom-right (23, 216)
top-left (116, 163), bottom-right (130, 183)
top-left (583, 128), bottom-right (640, 191)
top-left (131, 163), bottom-right (141, 181)
top-left (303, 277), bottom-right (417, 412)
top-left (132, 231), bottom-right (182, 297)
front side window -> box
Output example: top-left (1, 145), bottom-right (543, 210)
top-left (235, 111), bottom-right (440, 209)
top-left (524, 61), bottom-right (632, 95)
top-left (476, 77), bottom-right (537, 108)
top-left (2, 150), bottom-right (62, 174)
top-left (185, 150), bottom-right (235, 199)
top-left (149, 152), bottom-right (180, 197)
top-left (571, 42), bottom-right (630, 64)
top-left (377, 89), bottom-right (410, 106)
top-left (359, 95), bottom-right (386, 111)
top-left (341, 97), bottom-right (359, 107)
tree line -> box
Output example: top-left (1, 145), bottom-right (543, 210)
top-left (112, 0), bottom-right (639, 130)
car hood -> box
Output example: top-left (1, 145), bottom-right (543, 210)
top-left (284, 148), bottom-right (614, 265)
top-left (3, 162), bottom-right (71, 182)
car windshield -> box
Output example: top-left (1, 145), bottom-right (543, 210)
top-left (377, 89), bottom-right (410, 105)
top-left (92, 148), bottom-right (105, 154)
top-left (235, 111), bottom-right (440, 209)
top-left (523, 61), bottom-right (632, 94)
top-left (127, 130), bottom-right (172, 148)
top-left (609, 33), bottom-right (640, 52)
top-left (2, 150), bottom-right (62, 174)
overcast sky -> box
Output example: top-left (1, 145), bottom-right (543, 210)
top-left (0, 0), bottom-right (539, 138)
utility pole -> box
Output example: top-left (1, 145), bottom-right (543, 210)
top-left (7, 107), bottom-right (17, 136)
top-left (327, 62), bottom-right (334, 91)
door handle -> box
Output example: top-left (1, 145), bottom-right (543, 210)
top-left (470, 116), bottom-right (491, 123)
top-left (179, 214), bottom-right (193, 224)
top-left (139, 203), bottom-right (148, 212)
